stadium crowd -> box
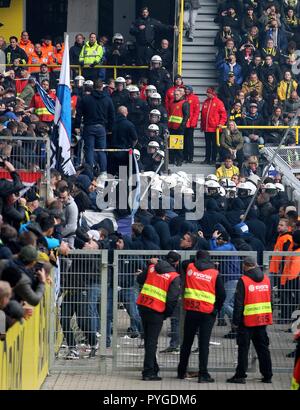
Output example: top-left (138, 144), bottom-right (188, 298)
top-left (0, 2), bottom-right (299, 388)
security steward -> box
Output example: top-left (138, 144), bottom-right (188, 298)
top-left (137, 251), bottom-right (181, 381)
top-left (79, 33), bottom-right (103, 81)
top-left (168, 88), bottom-right (190, 167)
top-left (178, 251), bottom-right (226, 383)
top-left (148, 55), bottom-right (173, 99)
top-left (227, 256), bottom-right (273, 384)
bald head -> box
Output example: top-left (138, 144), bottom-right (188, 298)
top-left (118, 106), bottom-right (128, 117)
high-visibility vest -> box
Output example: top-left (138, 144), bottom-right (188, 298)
top-left (19, 40), bottom-right (34, 57)
top-left (28, 52), bottom-right (49, 73)
top-left (137, 265), bottom-right (179, 313)
top-left (183, 263), bottom-right (218, 314)
top-left (269, 232), bottom-right (293, 274)
top-left (30, 92), bottom-right (55, 122)
top-left (291, 352), bottom-right (300, 390)
top-left (242, 275), bottom-right (273, 327)
top-left (79, 42), bottom-right (103, 66)
top-left (168, 99), bottom-right (185, 131)
top-left (281, 248), bottom-right (300, 286)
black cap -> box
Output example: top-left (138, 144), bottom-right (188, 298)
top-left (25, 190), bottom-right (40, 203)
top-left (166, 251), bottom-right (181, 264)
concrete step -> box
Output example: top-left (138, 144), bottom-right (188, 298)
top-left (182, 69), bottom-right (217, 78)
top-left (183, 53), bottom-right (216, 62)
top-left (183, 61), bottom-right (216, 70)
top-left (183, 45), bottom-right (217, 54)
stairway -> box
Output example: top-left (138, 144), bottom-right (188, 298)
top-left (181, 0), bottom-right (219, 165)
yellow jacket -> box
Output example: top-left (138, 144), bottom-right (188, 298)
top-left (277, 79), bottom-right (298, 101)
top-left (216, 165), bottom-right (240, 180)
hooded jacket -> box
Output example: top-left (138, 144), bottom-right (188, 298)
top-left (201, 95), bottom-right (227, 132)
top-left (75, 89), bottom-right (115, 131)
top-left (200, 199), bottom-right (233, 238)
top-left (151, 216), bottom-right (171, 250)
top-left (137, 260), bottom-right (181, 318)
top-left (233, 266), bottom-right (267, 326)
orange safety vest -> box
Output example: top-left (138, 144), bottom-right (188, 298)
top-left (281, 247), bottom-right (300, 286)
top-left (168, 99), bottom-right (185, 131)
top-left (242, 275), bottom-right (273, 327)
top-left (52, 47), bottom-right (65, 71)
top-left (137, 265), bottom-right (179, 313)
top-left (30, 91), bottom-right (55, 122)
top-left (42, 42), bottom-right (55, 61)
top-left (269, 232), bottom-right (293, 274)
top-left (28, 52), bottom-right (49, 73)
top-left (183, 263), bottom-right (218, 314)
top-left (19, 40), bottom-right (34, 57)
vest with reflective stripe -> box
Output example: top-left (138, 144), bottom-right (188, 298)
top-left (168, 99), bottom-right (185, 130)
top-left (291, 354), bottom-right (300, 390)
top-left (242, 275), bottom-right (273, 327)
top-left (137, 265), bottom-right (179, 313)
top-left (183, 263), bottom-right (218, 314)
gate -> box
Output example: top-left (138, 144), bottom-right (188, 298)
top-left (112, 250), bottom-right (257, 373)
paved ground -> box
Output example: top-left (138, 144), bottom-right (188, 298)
top-left (42, 369), bottom-right (291, 390)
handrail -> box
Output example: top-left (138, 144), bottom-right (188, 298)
top-left (216, 125), bottom-right (300, 146)
top-left (178, 0), bottom-right (185, 75)
top-left (2, 64), bottom-right (149, 80)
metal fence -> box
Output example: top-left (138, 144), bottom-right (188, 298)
top-left (51, 250), bottom-right (298, 374)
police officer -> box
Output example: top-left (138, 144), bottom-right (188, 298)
top-left (126, 85), bottom-right (148, 137)
top-left (111, 77), bottom-right (130, 110)
top-left (178, 250), bottom-right (225, 383)
top-left (147, 92), bottom-right (168, 124)
top-left (148, 55), bottom-right (173, 99)
top-left (227, 256), bottom-right (273, 384)
top-left (107, 33), bottom-right (127, 66)
top-left (137, 251), bottom-right (181, 381)
top-left (130, 6), bottom-right (175, 66)
top-left (79, 33), bottom-right (103, 81)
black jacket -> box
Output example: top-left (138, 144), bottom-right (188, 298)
top-left (261, 63), bottom-right (282, 83)
top-left (69, 41), bottom-right (84, 65)
top-left (148, 67), bottom-right (173, 99)
top-left (233, 266), bottom-right (267, 326)
top-left (106, 45), bottom-right (128, 66)
top-left (130, 16), bottom-right (172, 46)
top-left (111, 113), bottom-right (138, 148)
top-left (5, 45), bottom-right (28, 64)
top-left (158, 47), bottom-right (173, 72)
top-left (151, 216), bottom-right (171, 250)
top-left (218, 82), bottom-right (241, 111)
top-left (111, 89), bottom-right (130, 110)
top-left (126, 98), bottom-right (148, 133)
top-left (137, 260), bottom-right (181, 318)
top-left (75, 90), bottom-right (115, 131)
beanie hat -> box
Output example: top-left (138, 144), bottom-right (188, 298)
top-left (243, 256), bottom-right (257, 266)
top-left (207, 87), bottom-right (216, 95)
top-left (185, 85), bottom-right (194, 93)
top-left (19, 245), bottom-right (38, 263)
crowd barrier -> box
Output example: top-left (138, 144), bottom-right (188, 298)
top-left (216, 125), bottom-right (300, 146)
top-left (2, 250), bottom-right (298, 388)
top-left (0, 282), bottom-right (53, 390)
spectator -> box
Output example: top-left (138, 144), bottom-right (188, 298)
top-left (263, 19), bottom-right (288, 52)
top-left (243, 103), bottom-right (265, 144)
top-left (5, 36), bottom-right (28, 66)
top-left (58, 186), bottom-right (79, 249)
top-left (278, 71), bottom-right (298, 101)
top-left (242, 6), bottom-right (258, 32)
top-left (261, 38), bottom-right (281, 62)
top-left (240, 156), bottom-right (262, 178)
top-left (217, 54), bottom-right (243, 85)
top-left (219, 72), bottom-right (241, 111)
top-left (283, 90), bottom-right (300, 120)
top-left (262, 74), bottom-right (278, 112)
top-left (19, 77), bottom-right (36, 107)
top-left (19, 31), bottom-right (34, 58)
top-left (69, 33), bottom-right (85, 67)
top-left (221, 7), bottom-right (242, 33)
top-left (241, 71), bottom-right (263, 96)
top-left (228, 100), bottom-right (245, 125)
top-left (32, 63), bottom-right (57, 90)
top-left (216, 156), bottom-right (240, 180)
top-left (201, 87), bottom-right (227, 164)
top-left (219, 121), bottom-right (244, 167)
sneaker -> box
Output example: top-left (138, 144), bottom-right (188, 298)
top-left (261, 377), bottom-right (272, 383)
top-left (159, 347), bottom-right (180, 354)
top-left (65, 349), bottom-right (80, 360)
top-left (227, 375), bottom-right (246, 384)
top-left (198, 374), bottom-right (215, 383)
top-left (223, 331), bottom-right (237, 339)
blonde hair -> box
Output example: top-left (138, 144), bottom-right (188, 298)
top-left (248, 156), bottom-right (258, 165)
top-left (0, 281), bottom-right (12, 307)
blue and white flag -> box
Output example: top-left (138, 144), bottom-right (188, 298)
top-left (34, 80), bottom-right (55, 115)
top-left (131, 151), bottom-right (141, 223)
top-left (53, 34), bottom-right (75, 176)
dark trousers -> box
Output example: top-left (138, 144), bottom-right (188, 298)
top-left (204, 132), bottom-right (218, 163)
top-left (139, 307), bottom-right (164, 377)
top-left (219, 147), bottom-right (244, 169)
top-left (178, 310), bottom-right (216, 377)
top-left (184, 128), bottom-right (194, 162)
top-left (83, 124), bottom-right (107, 173)
top-left (136, 45), bottom-right (154, 66)
top-left (82, 68), bottom-right (99, 81)
top-left (235, 325), bottom-right (273, 379)
top-left (280, 278), bottom-right (300, 321)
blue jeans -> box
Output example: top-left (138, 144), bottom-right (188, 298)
top-left (119, 288), bottom-right (142, 333)
top-left (170, 302), bottom-right (180, 348)
top-left (83, 124), bottom-right (107, 172)
top-left (221, 280), bottom-right (238, 320)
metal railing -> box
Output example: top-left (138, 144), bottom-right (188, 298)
top-left (3, 64), bottom-right (149, 80)
top-left (217, 125), bottom-right (300, 146)
top-left (177, 0), bottom-right (185, 76)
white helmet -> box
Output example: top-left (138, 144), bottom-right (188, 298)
top-left (133, 149), bottom-right (140, 161)
top-left (113, 33), bottom-right (124, 43)
top-left (220, 178), bottom-right (236, 188)
top-left (150, 92), bottom-right (162, 101)
top-left (150, 109), bottom-right (161, 117)
top-left (264, 182), bottom-right (277, 196)
top-left (151, 55), bottom-right (162, 64)
top-left (155, 149), bottom-right (165, 159)
top-left (206, 174), bottom-right (218, 182)
top-left (148, 141), bottom-right (160, 149)
top-left (115, 77), bottom-right (126, 84)
top-left (160, 175), bottom-right (177, 189)
top-left (146, 85), bottom-right (157, 94)
top-left (237, 182), bottom-right (256, 197)
top-left (181, 186), bottom-right (194, 195)
top-left (219, 187), bottom-right (226, 197)
top-left (275, 183), bottom-right (285, 192)
top-left (84, 80), bottom-right (94, 87)
top-left (247, 174), bottom-right (261, 188)
top-left (205, 180), bottom-right (221, 195)
top-left (148, 124), bottom-right (160, 134)
top-left (128, 85), bottom-right (139, 93)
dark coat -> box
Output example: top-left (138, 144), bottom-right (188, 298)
top-left (151, 216), bottom-right (171, 250)
top-left (200, 199), bottom-right (233, 238)
top-left (112, 113), bottom-right (138, 148)
top-left (69, 41), bottom-right (84, 65)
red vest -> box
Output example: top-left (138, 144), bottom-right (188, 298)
top-left (30, 92), bottom-right (56, 122)
top-left (183, 263), bottom-right (218, 314)
top-left (168, 99), bottom-right (185, 131)
top-left (242, 275), bottom-right (273, 327)
top-left (137, 265), bottom-right (179, 313)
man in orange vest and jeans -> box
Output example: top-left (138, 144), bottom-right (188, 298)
top-left (178, 250), bottom-right (226, 383)
top-left (227, 256), bottom-right (273, 384)
top-left (137, 251), bottom-right (181, 381)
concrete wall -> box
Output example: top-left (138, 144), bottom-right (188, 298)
top-left (67, 0), bottom-right (99, 44)
top-left (113, 0), bottom-right (136, 41)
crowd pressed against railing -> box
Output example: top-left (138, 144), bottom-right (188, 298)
top-left (0, 2), bottom-right (299, 389)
